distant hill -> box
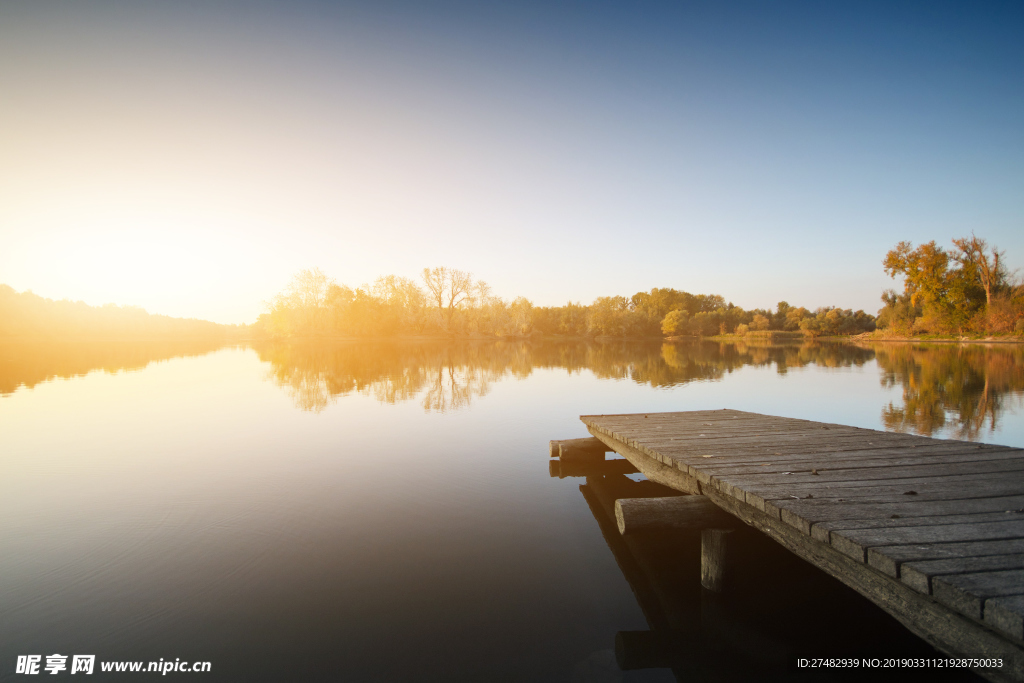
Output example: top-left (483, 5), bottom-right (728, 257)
top-left (0, 284), bottom-right (242, 340)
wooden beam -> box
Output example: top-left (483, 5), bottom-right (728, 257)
top-left (549, 437), bottom-right (608, 461)
top-left (615, 495), bottom-right (736, 535)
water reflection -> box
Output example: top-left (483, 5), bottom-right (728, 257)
top-left (254, 339), bottom-right (880, 414)
top-left (252, 341), bottom-right (511, 413)
top-left (257, 340), bottom-right (1024, 439)
top-left (559, 458), bottom-right (978, 681)
top-left (4, 339), bottom-right (1022, 441)
top-left (874, 343), bottom-right (1024, 440)
top-left (0, 340), bottom-right (231, 396)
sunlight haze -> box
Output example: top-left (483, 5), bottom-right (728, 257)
top-left (1, 1), bottom-right (1021, 323)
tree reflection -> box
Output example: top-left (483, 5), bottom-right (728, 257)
top-left (254, 341), bottom-right (509, 414)
top-left (875, 343), bottom-right (1024, 439)
top-left (0, 340), bottom-right (230, 396)
top-left (6, 340), bottom-right (1019, 437)
top-left (255, 340), bottom-right (880, 414)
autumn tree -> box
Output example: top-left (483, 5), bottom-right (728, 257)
top-left (266, 267), bottom-right (334, 334)
top-left (951, 234), bottom-right (1008, 307)
top-left (881, 236), bottom-right (1013, 335)
top-left (661, 309), bottom-right (689, 336)
top-left (883, 241), bottom-right (951, 308)
top-left (422, 267), bottom-right (474, 330)
top-left (372, 275), bottom-right (427, 333)
top-left (588, 296), bottom-right (630, 336)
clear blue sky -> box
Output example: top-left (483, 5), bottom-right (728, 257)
top-left (1, 0), bottom-right (1021, 323)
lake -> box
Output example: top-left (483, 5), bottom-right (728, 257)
top-left (2, 340), bottom-right (1022, 681)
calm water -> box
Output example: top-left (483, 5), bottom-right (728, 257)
top-left (1, 340), bottom-right (1022, 682)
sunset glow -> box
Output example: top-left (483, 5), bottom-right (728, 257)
top-left (2, 2), bottom-right (1022, 323)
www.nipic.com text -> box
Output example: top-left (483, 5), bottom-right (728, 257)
top-left (15, 655), bottom-right (212, 675)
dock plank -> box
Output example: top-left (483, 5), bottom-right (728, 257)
top-left (694, 447), bottom-right (1021, 476)
top-left (986, 596), bottom-right (1024, 642)
top-left (812, 512), bottom-right (1024, 545)
top-left (932, 570), bottom-right (1024, 620)
top-left (901, 554), bottom-right (1024, 594)
top-left (655, 443), bottom-right (1002, 467)
top-left (867, 539), bottom-right (1024, 578)
top-left (778, 496), bottom-right (1024, 536)
top-left (710, 458), bottom-right (1024, 487)
top-left (832, 520), bottom-right (1024, 563)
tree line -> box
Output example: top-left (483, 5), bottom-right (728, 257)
top-left (5, 233), bottom-right (1016, 342)
top-left (878, 235), bottom-right (1023, 336)
top-left (255, 267), bottom-right (878, 339)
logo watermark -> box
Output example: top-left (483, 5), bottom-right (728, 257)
top-left (15, 656), bottom-right (210, 675)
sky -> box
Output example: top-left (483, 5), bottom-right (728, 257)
top-left (1, 0), bottom-right (1021, 324)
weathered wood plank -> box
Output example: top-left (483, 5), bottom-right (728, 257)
top-left (636, 426), bottom-right (869, 441)
top-left (646, 434), bottom-right (922, 452)
top-left (709, 468), bottom-right (1024, 504)
top-left (712, 459), bottom-right (1024, 488)
top-left (867, 539), bottom-right (1024, 578)
top-left (691, 447), bottom-right (1021, 476)
top-left (813, 511), bottom-right (1024, 544)
top-left (653, 441), bottom-right (998, 467)
top-left (986, 596), bottom-right (1024, 642)
top-left (729, 464), bottom-right (1024, 491)
top-left (832, 520), bottom-right (1024, 563)
top-left (756, 491), bottom-right (1024, 529)
top-left (901, 554), bottom-right (1024, 595)
top-left (932, 570), bottom-right (1024, 621)
top-left (583, 409), bottom-right (767, 423)
top-left (670, 446), bottom-right (1007, 472)
top-left (779, 496), bottom-right (1024, 537)
top-left (746, 473), bottom-right (1024, 507)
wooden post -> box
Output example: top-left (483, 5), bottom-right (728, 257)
top-left (549, 437), bottom-right (609, 462)
top-left (615, 495), bottom-right (736, 535)
top-left (701, 529), bottom-right (734, 592)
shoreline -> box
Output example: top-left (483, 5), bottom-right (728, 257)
top-left (3, 333), bottom-right (1023, 345)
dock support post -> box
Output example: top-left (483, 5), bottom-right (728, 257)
top-left (549, 437), bottom-right (609, 462)
top-left (701, 529), bottom-right (733, 592)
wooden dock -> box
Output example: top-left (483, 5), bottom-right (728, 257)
top-left (577, 409), bottom-right (1024, 681)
